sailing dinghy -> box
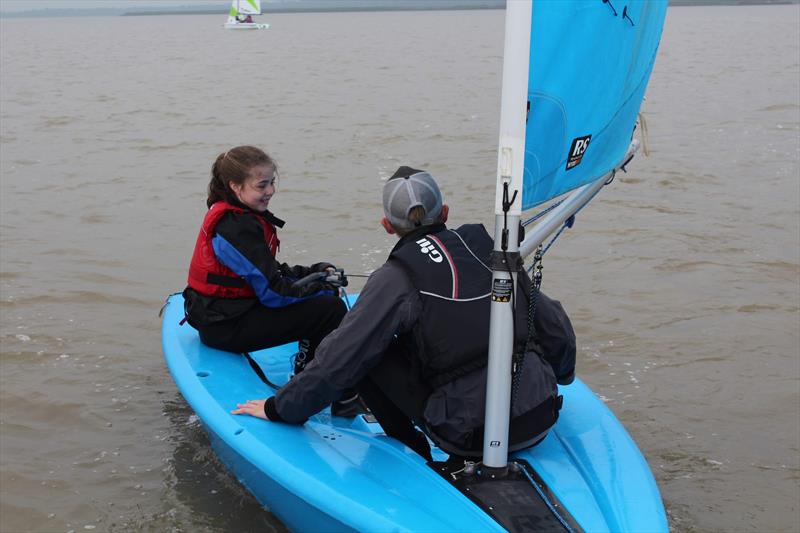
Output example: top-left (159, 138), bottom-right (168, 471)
top-left (163, 1), bottom-right (669, 530)
top-left (224, 0), bottom-right (269, 30)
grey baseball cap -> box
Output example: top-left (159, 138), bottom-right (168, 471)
top-left (382, 166), bottom-right (444, 231)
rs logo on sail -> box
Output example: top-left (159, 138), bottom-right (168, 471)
top-left (566, 134), bottom-right (592, 170)
top-left (416, 238), bottom-right (443, 263)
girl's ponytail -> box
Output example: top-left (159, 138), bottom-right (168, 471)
top-left (207, 152), bottom-right (229, 207)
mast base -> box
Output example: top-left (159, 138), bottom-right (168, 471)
top-left (428, 459), bottom-right (583, 532)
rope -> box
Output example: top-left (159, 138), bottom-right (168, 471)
top-left (511, 245), bottom-right (543, 412)
top-left (521, 198), bottom-right (566, 228)
top-left (638, 112), bottom-right (650, 156)
top-left (526, 215), bottom-right (575, 275)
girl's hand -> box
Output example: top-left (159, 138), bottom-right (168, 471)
top-left (231, 399), bottom-right (268, 420)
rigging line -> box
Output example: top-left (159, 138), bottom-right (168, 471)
top-left (500, 182), bottom-right (523, 411)
top-left (638, 112), bottom-right (650, 156)
top-left (542, 215), bottom-right (575, 255)
top-left (158, 292), bottom-right (185, 318)
top-left (518, 462), bottom-right (577, 533)
top-left (522, 198), bottom-right (566, 228)
top-left (525, 215), bottom-right (575, 275)
top-left (514, 245), bottom-right (543, 414)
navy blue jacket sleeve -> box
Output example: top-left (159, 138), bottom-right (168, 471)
top-left (211, 211), bottom-right (336, 308)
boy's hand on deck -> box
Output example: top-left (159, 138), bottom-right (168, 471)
top-left (232, 399), bottom-right (268, 420)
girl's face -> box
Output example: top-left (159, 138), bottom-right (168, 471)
top-left (230, 164), bottom-right (277, 212)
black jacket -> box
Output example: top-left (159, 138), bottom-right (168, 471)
top-left (269, 224), bottom-right (576, 452)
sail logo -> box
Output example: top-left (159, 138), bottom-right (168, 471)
top-left (566, 135), bottom-right (592, 171)
top-left (416, 238), bottom-right (443, 263)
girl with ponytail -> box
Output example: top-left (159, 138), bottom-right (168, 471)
top-left (183, 146), bottom-right (357, 414)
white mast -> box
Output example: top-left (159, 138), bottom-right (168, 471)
top-left (482, 0), bottom-right (532, 470)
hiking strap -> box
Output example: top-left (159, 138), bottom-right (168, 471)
top-left (242, 352), bottom-right (281, 391)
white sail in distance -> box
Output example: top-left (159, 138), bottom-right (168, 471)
top-left (228, 0), bottom-right (262, 23)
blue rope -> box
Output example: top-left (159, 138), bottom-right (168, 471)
top-left (518, 463), bottom-right (576, 533)
top-left (527, 215), bottom-right (575, 274)
top-left (543, 215), bottom-right (575, 255)
top-left (521, 198), bottom-right (566, 227)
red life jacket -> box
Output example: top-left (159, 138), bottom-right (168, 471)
top-left (187, 202), bottom-right (279, 298)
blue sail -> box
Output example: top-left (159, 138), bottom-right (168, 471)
top-left (522, 0), bottom-right (668, 210)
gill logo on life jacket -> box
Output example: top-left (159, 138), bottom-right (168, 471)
top-left (416, 238), bottom-right (443, 263)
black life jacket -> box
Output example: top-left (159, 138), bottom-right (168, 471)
top-left (389, 223), bottom-right (530, 387)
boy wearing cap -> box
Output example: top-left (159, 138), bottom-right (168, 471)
top-left (233, 166), bottom-right (576, 461)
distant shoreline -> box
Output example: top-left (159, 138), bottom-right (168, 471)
top-left (121, 6), bottom-right (504, 17)
top-left (1, 0), bottom-right (797, 19)
top-left (123, 0), bottom-right (796, 17)
top-left (121, 4), bottom-right (504, 17)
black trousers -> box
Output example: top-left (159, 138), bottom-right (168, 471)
top-left (198, 295), bottom-right (347, 360)
top-left (356, 341), bottom-right (435, 461)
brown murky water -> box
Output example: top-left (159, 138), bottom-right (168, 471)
top-left (1, 5), bottom-right (798, 532)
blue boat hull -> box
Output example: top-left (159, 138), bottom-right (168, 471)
top-left (162, 293), bottom-right (667, 532)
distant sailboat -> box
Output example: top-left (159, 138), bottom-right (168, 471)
top-left (224, 0), bottom-right (269, 30)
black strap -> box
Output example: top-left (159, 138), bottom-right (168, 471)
top-left (242, 352), bottom-right (280, 391)
top-left (261, 209), bottom-right (285, 228)
top-left (425, 336), bottom-right (528, 389)
top-left (207, 272), bottom-right (247, 288)
top-left (426, 356), bottom-right (487, 389)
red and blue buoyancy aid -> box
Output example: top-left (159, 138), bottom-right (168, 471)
top-left (187, 201), bottom-right (279, 298)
